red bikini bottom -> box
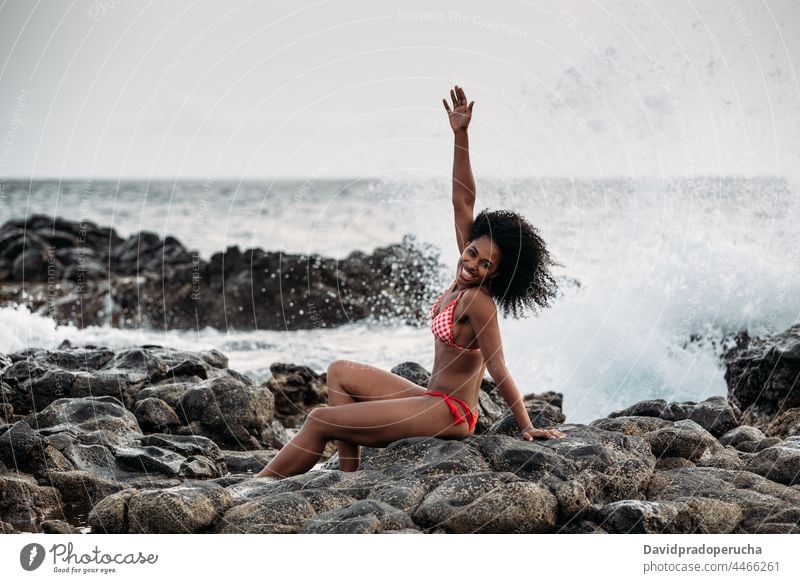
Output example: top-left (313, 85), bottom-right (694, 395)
top-left (423, 390), bottom-right (479, 432)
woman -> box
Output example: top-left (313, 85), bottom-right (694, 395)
top-left (256, 85), bottom-right (566, 479)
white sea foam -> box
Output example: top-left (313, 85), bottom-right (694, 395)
top-left (1, 177), bottom-right (798, 423)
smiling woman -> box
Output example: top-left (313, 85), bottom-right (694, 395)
top-left (255, 85), bottom-right (567, 480)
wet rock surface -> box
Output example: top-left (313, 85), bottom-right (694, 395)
top-left (1, 323), bottom-right (799, 534)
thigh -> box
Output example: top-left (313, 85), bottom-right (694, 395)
top-left (310, 395), bottom-right (467, 446)
top-left (328, 360), bottom-right (428, 401)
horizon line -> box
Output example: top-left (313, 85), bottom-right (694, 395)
top-left (1, 173), bottom-right (793, 182)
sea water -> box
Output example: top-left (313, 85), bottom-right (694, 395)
top-left (1, 175), bottom-right (798, 423)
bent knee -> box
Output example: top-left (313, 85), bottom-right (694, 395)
top-left (326, 359), bottom-right (352, 379)
top-left (303, 407), bottom-right (340, 438)
top-left (304, 406), bottom-right (334, 427)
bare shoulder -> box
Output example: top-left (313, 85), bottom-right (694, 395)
top-left (461, 287), bottom-right (496, 318)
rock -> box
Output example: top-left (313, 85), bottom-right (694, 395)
top-left (0, 215), bottom-right (443, 330)
top-left (133, 398), bottom-right (181, 432)
top-left (41, 519), bottom-right (81, 534)
top-left (88, 489), bottom-right (137, 534)
top-left (367, 477), bottom-right (439, 514)
top-left (474, 390), bottom-right (506, 434)
top-left (645, 466), bottom-right (800, 533)
top-left (590, 415), bottom-right (672, 435)
top-left (390, 362), bottom-right (430, 387)
top-left (359, 436), bottom-right (492, 479)
top-left (476, 426), bottom-right (655, 504)
top-left (177, 376), bottom-right (274, 449)
top-left (139, 434), bottom-right (226, 471)
top-left (0, 474), bottom-right (63, 531)
top-left (644, 420), bottom-right (722, 462)
top-left (683, 497), bottom-right (743, 533)
top-left (302, 499), bottom-right (415, 533)
top-left (724, 324), bottom-right (800, 428)
top-left (126, 481), bottom-right (234, 533)
top-left (28, 395), bottom-right (142, 436)
top-left (216, 489), bottom-right (356, 533)
top-left (114, 445), bottom-right (190, 477)
top-left (484, 399), bottom-right (566, 437)
top-left (672, 396), bottom-right (741, 438)
top-left (719, 425), bottom-right (765, 448)
top-left (597, 499), bottom-right (683, 533)
top-left (270, 419), bottom-right (290, 449)
top-left (41, 470), bottom-right (127, 508)
top-left (222, 449), bottom-right (278, 475)
top-left (0, 421), bottom-right (74, 477)
top-left (609, 396), bottom-right (740, 438)
top-left (557, 520), bottom-right (607, 534)
top-left (742, 439), bottom-right (800, 486)
top-left (0, 520), bottom-right (20, 533)
top-left (222, 449), bottom-right (278, 474)
top-left (736, 437), bottom-right (783, 453)
top-left (412, 471), bottom-right (558, 533)
top-left (766, 408), bottom-right (800, 439)
top-left (263, 363), bottom-right (328, 428)
top-left (136, 382), bottom-right (197, 409)
top-left (695, 445), bottom-right (743, 470)
top-left (597, 497), bottom-right (741, 534)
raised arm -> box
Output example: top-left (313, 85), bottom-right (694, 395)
top-left (443, 85), bottom-right (475, 254)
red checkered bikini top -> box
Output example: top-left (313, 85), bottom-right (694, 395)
top-left (430, 281), bottom-right (481, 351)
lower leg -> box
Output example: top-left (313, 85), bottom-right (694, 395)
top-left (337, 440), bottom-right (361, 472)
top-left (255, 425), bottom-right (329, 478)
top-left (325, 368), bottom-right (361, 472)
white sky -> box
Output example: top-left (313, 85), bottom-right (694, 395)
top-left (0, 0), bottom-right (798, 179)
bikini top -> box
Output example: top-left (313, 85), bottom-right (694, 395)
top-left (430, 282), bottom-right (481, 351)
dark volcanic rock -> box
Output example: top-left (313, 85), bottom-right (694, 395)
top-left (724, 324), bottom-right (800, 431)
top-left (608, 395), bottom-right (740, 438)
top-left (262, 363), bottom-right (328, 428)
top-left (6, 330), bottom-right (800, 535)
top-left (89, 480), bottom-right (233, 534)
top-left (0, 474), bottom-right (64, 531)
top-left (412, 471), bottom-right (558, 533)
top-left (301, 499), bottom-right (415, 533)
top-left (0, 215), bottom-right (443, 331)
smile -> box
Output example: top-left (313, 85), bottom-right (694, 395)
top-left (460, 266), bottom-right (477, 281)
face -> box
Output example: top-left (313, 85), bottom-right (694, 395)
top-left (457, 236), bottom-right (502, 286)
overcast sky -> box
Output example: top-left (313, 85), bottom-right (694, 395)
top-left (0, 0), bottom-right (798, 179)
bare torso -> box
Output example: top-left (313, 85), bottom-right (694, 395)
top-left (426, 281), bottom-right (489, 411)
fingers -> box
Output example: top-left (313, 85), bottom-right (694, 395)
top-left (468, 100), bottom-right (474, 113)
top-left (524, 428), bottom-right (567, 440)
top-left (452, 85), bottom-right (467, 106)
top-left (442, 98), bottom-right (451, 112)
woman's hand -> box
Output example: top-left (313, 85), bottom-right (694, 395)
top-left (522, 426), bottom-right (567, 441)
top-left (443, 85), bottom-right (474, 133)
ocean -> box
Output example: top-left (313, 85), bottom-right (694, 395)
top-left (1, 175), bottom-right (798, 424)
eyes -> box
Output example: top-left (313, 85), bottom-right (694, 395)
top-left (468, 246), bottom-right (492, 269)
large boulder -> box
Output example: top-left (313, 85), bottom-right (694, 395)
top-left (724, 324), bottom-right (800, 431)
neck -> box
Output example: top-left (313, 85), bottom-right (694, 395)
top-left (453, 278), bottom-right (491, 292)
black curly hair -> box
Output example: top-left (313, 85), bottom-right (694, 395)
top-left (468, 208), bottom-right (561, 319)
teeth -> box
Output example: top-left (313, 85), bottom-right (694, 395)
top-left (461, 267), bottom-right (476, 280)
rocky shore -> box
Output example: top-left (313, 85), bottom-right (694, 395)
top-left (0, 215), bottom-right (443, 330)
top-left (1, 324), bottom-right (798, 534)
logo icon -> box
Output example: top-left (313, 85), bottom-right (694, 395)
top-left (20, 543), bottom-right (46, 571)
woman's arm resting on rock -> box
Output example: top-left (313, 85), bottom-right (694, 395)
top-left (469, 292), bottom-right (566, 440)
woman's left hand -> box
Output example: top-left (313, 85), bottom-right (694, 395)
top-left (522, 427), bottom-right (567, 441)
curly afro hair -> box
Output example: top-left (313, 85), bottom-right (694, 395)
top-left (468, 208), bottom-right (561, 319)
